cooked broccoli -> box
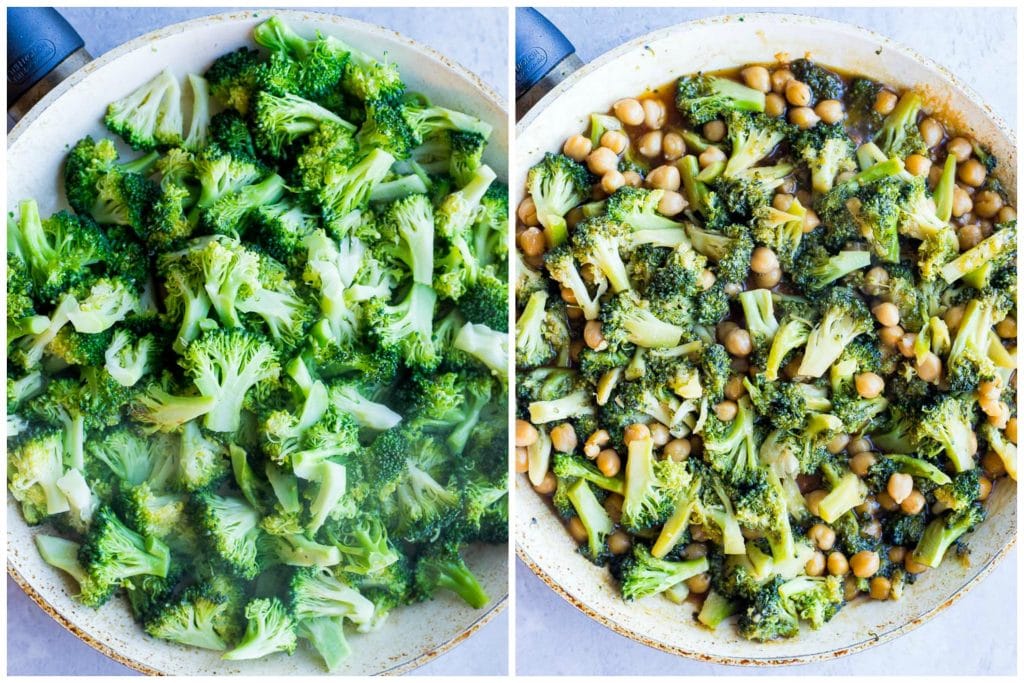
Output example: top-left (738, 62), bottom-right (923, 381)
top-left (527, 153), bottom-right (591, 247)
top-left (675, 75), bottom-right (766, 126)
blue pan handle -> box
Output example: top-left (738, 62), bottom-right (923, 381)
top-left (515, 8), bottom-right (582, 119)
top-left (7, 7), bottom-right (90, 119)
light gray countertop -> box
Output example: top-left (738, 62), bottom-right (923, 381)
top-left (516, 5), bottom-right (1016, 677)
top-left (6, 6), bottom-right (508, 676)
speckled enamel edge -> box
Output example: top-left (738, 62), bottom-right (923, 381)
top-left (8, 7), bottom-right (509, 676)
top-left (515, 11), bottom-right (1017, 667)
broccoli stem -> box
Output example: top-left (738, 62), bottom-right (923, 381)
top-left (565, 478), bottom-right (614, 562)
top-left (697, 590), bottom-right (737, 629)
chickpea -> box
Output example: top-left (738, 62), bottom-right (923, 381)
top-left (689, 523), bottom-right (708, 542)
top-left (828, 552), bottom-right (849, 576)
top-left (566, 516), bottom-right (588, 543)
top-left (896, 332), bottom-right (917, 358)
top-left (581, 320), bottom-right (606, 351)
top-left (686, 572), bottom-right (711, 594)
top-left (637, 130), bottom-right (663, 158)
top-left (876, 325), bottom-right (903, 350)
top-left (1007, 417), bottom-right (1018, 445)
top-left (515, 446), bottom-right (529, 473)
top-left (647, 164), bottom-right (681, 191)
top-left (770, 68), bottom-right (794, 93)
top-left (850, 550), bottom-right (880, 578)
top-left (724, 328), bottom-right (753, 357)
top-left (657, 190), bottom-right (687, 216)
top-left (784, 79), bottom-right (812, 107)
top-left (979, 379), bottom-right (1001, 401)
top-left (622, 170), bottom-right (643, 188)
top-left (596, 448), bottom-right (621, 477)
top-left (805, 489), bottom-right (828, 517)
top-left (919, 117), bottom-right (944, 147)
top-left (698, 145), bottom-right (726, 168)
top-left (765, 92), bottom-right (787, 117)
top-left (843, 575), bottom-right (861, 601)
top-left (815, 99), bottom-right (844, 124)
top-left (855, 372), bottom-right (885, 399)
top-left (642, 98), bottom-right (666, 130)
top-left (783, 355), bottom-right (804, 380)
top-left (587, 146), bottom-right (619, 175)
top-left (750, 246), bottom-right (780, 274)
top-left (662, 132), bottom-right (685, 160)
top-left (887, 472), bottom-right (914, 505)
top-left (516, 419), bottom-right (539, 448)
top-left (848, 437), bottom-right (873, 456)
top-left (987, 402), bottom-right (1011, 430)
top-left (560, 287), bottom-right (578, 306)
top-left (752, 267), bottom-right (782, 289)
top-left (518, 227), bottom-right (546, 256)
top-left (874, 90), bottom-right (898, 115)
top-left (978, 475), bottom-right (992, 501)
top-left (664, 438), bottom-right (692, 462)
top-left (789, 106), bottom-right (820, 129)
top-left (724, 375), bottom-right (747, 401)
top-left (982, 450), bottom-right (1007, 480)
top-left (613, 98), bottom-right (645, 126)
top-left (601, 170), bottom-right (626, 194)
top-left (703, 120), bottom-right (726, 142)
top-left (608, 530), bottom-right (632, 555)
top-left (979, 393), bottom-right (1002, 418)
top-left (741, 65), bottom-right (771, 92)
top-left (951, 185), bottom-right (973, 218)
top-left (517, 196), bottom-right (539, 226)
top-left (943, 305), bottom-right (965, 332)
top-left (994, 315), bottom-right (1016, 340)
top-left (905, 154), bottom-right (931, 177)
top-left (958, 158), bottom-right (987, 187)
top-left (675, 543), bottom-right (705, 562)
top-left (649, 422), bottom-right (670, 447)
top-left (604, 493), bottom-right (623, 522)
top-left (806, 552), bottom-right (826, 576)
top-left (534, 471), bottom-right (557, 495)
top-left (900, 490), bottom-right (926, 515)
top-left (795, 188), bottom-right (812, 207)
top-left (869, 576), bottom-right (891, 600)
top-left (597, 130), bottom-right (627, 156)
top-left (563, 134), bottom-right (593, 162)
top-left (946, 136), bottom-right (973, 163)
top-left (569, 339), bottom-right (584, 364)
top-left (717, 320), bottom-right (740, 342)
top-left (550, 423), bottom-right (578, 453)
top-left (997, 206), bottom-right (1016, 223)
top-left (802, 208), bottom-right (821, 233)
top-left (712, 400), bottom-right (737, 422)
top-left (972, 190), bottom-right (1003, 219)
top-left (623, 423), bottom-right (651, 446)
top-left (916, 352), bottom-right (942, 383)
top-left (876, 490), bottom-right (898, 511)
top-left (699, 269), bottom-right (716, 291)
top-left (905, 553), bottom-right (929, 574)
top-left (863, 266), bottom-right (889, 295)
top-left (827, 433), bottom-right (851, 455)
top-left (957, 222), bottom-right (983, 251)
top-left (870, 302), bottom-right (899, 328)
top-left (849, 451), bottom-right (876, 477)
top-left (583, 429), bottom-right (610, 459)
top-left (809, 523), bottom-right (836, 551)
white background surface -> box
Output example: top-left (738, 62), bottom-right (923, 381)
top-left (6, 6), bottom-right (508, 676)
top-left (515, 5), bottom-right (1017, 676)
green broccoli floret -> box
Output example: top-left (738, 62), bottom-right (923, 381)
top-left (934, 469), bottom-right (981, 512)
top-left (77, 505), bottom-right (171, 607)
top-left (414, 541), bottom-right (489, 608)
top-left (845, 78), bottom-right (884, 132)
top-left (722, 111), bottom-right (792, 177)
top-left (104, 69), bottom-right (183, 150)
top-left (912, 503), bottom-right (986, 568)
top-left (516, 290), bottom-right (558, 369)
top-left (144, 583), bottom-right (241, 651)
top-left (675, 74), bottom-right (766, 126)
top-left (777, 574), bottom-right (844, 629)
top-left (600, 290), bottom-right (682, 350)
top-left (571, 216), bottom-right (632, 293)
top-left (543, 243), bottom-right (604, 320)
top-left (526, 153), bottom-right (590, 247)
top-left (793, 122), bottom-right (857, 194)
top-left (685, 223), bottom-right (754, 283)
top-left (940, 223), bottom-right (1016, 285)
top-left (751, 199), bottom-right (806, 268)
top-left (715, 163), bottom-right (794, 218)
top-left (796, 287), bottom-right (872, 378)
top-left (981, 422), bottom-right (1017, 481)
top-left (619, 543), bottom-right (709, 601)
top-left (223, 597), bottom-right (298, 660)
top-left (738, 576), bottom-right (799, 641)
top-left (873, 90), bottom-right (926, 159)
top-left (763, 316), bottom-right (812, 381)
top-left (604, 186), bottom-right (683, 231)
top-left (917, 394), bottom-right (979, 473)
top-left (205, 47), bottom-right (263, 114)
top-left (817, 457), bottom-right (868, 523)
top-left (563, 478), bottom-right (615, 564)
top-left (679, 155), bottom-right (730, 230)
top-left (553, 452), bottom-right (625, 495)
top-left (7, 428), bottom-right (69, 523)
top-left (790, 59), bottom-right (845, 101)
top-left (701, 396), bottom-right (761, 486)
top-left (621, 436), bottom-right (690, 531)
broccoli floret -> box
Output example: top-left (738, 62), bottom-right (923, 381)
top-left (722, 111), bottom-right (792, 177)
top-left (777, 574), bottom-right (844, 629)
top-left (738, 288), bottom-right (779, 363)
top-left (790, 59), bottom-right (845, 102)
top-left (738, 576), bottom-right (799, 641)
top-left (526, 153), bottom-right (590, 247)
top-left (912, 503), bottom-right (986, 568)
top-left (205, 47), bottom-right (263, 114)
top-left (817, 457), bottom-right (868, 523)
top-left (715, 164), bottom-right (794, 219)
top-left (553, 452), bottom-right (625, 495)
top-left (600, 291), bottom-right (682, 350)
top-left (605, 186), bottom-right (683, 231)
top-left (563, 478), bottom-right (615, 564)
top-left (104, 69), bottom-right (183, 150)
top-left (516, 290), bottom-right (557, 368)
top-left (543, 243), bottom-right (604, 320)
top-left (751, 199), bottom-right (806, 268)
top-left (203, 173), bottom-right (287, 237)
top-left (314, 148), bottom-right (396, 236)
top-left (675, 74), bottom-right (766, 126)
top-left (981, 422), bottom-right (1017, 481)
top-left (679, 155), bottom-right (730, 230)
top-left (571, 217), bottom-right (632, 293)
top-left (621, 436), bottom-right (690, 531)
top-left (685, 223), bottom-right (754, 283)
top-left (143, 583), bottom-right (242, 651)
top-left (940, 223), bottom-right (1016, 285)
top-left (763, 316), bottom-right (812, 382)
top-left (619, 543), bottom-right (709, 601)
top-left (794, 122), bottom-right (857, 194)
top-left (846, 78), bottom-right (884, 132)
top-left (797, 287), bottom-right (872, 378)
top-left (874, 90), bottom-right (927, 159)
top-left (77, 505), bottom-right (171, 607)
top-left (917, 394), bottom-right (979, 473)
top-left (414, 541), bottom-right (489, 608)
top-left (934, 469), bottom-right (982, 512)
top-left (223, 597), bottom-right (298, 660)
top-left (8, 428), bottom-right (70, 523)
top-left (191, 492), bottom-right (264, 580)
top-left (701, 396), bottom-right (761, 486)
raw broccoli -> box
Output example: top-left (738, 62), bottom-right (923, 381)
top-left (104, 69), bottom-right (183, 150)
